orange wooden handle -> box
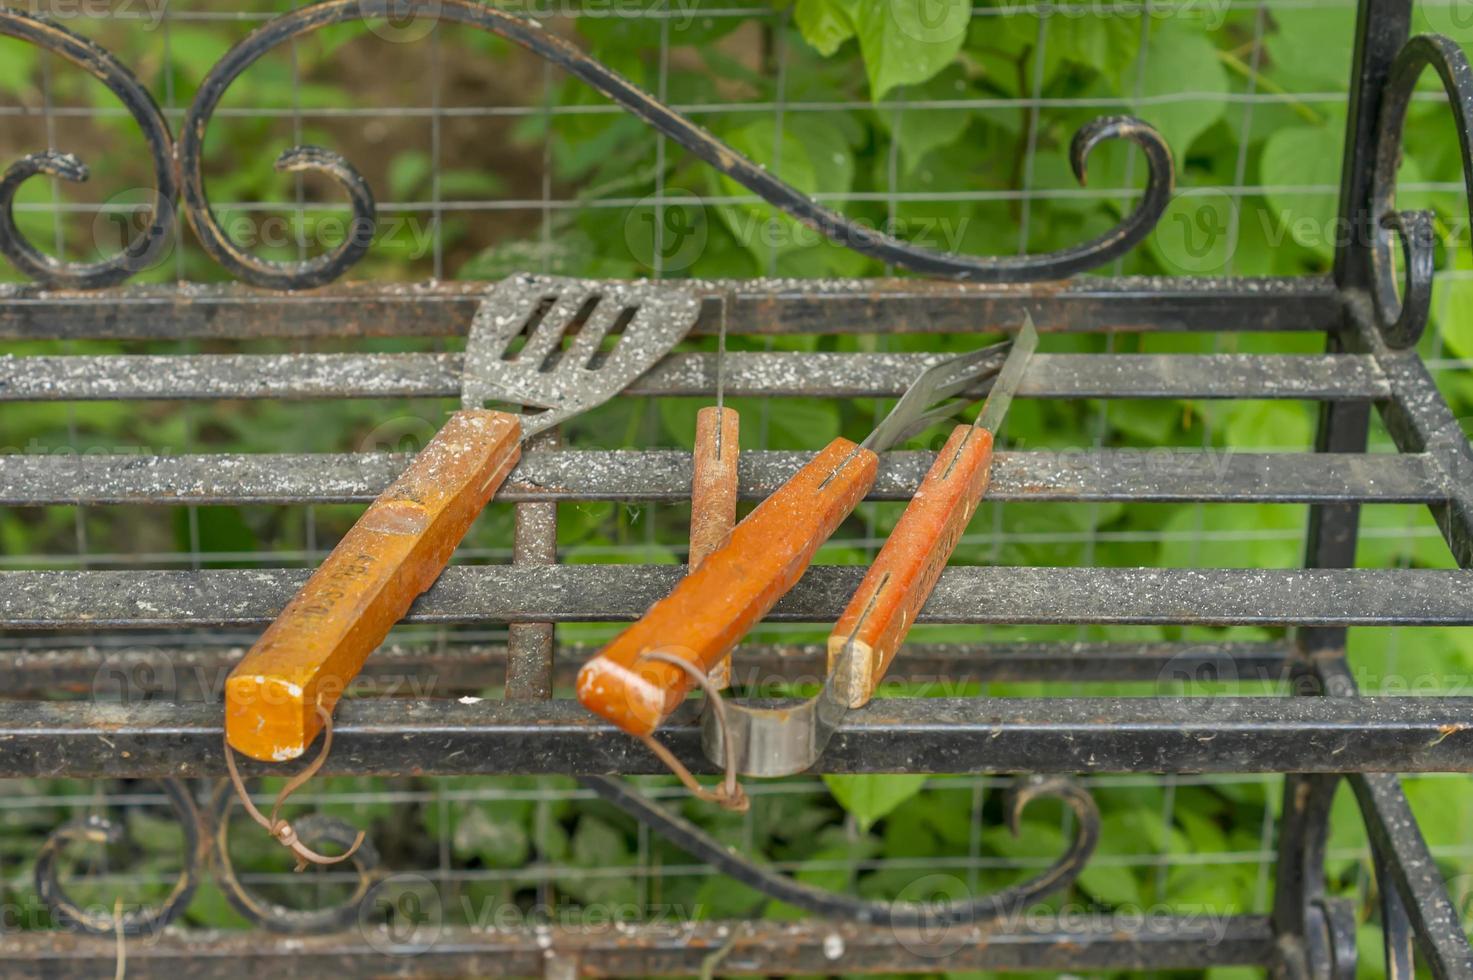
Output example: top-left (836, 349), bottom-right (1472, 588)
top-left (690, 406), bottom-right (740, 688)
top-left (577, 437), bottom-right (877, 736)
top-left (828, 424), bottom-right (994, 709)
top-left (225, 409), bottom-right (522, 761)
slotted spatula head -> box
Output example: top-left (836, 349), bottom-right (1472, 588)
top-left (463, 274), bottom-right (700, 435)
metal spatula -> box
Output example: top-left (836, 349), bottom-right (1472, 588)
top-left (225, 275), bottom-right (699, 762)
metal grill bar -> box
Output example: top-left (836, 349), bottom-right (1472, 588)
top-left (0, 916), bottom-right (1282, 977)
top-left (0, 277), bottom-right (1343, 340)
top-left (0, 640), bottom-right (1290, 694)
top-left (0, 352), bottom-right (1389, 402)
top-left (0, 451), bottom-right (1441, 506)
top-left (5, 566), bottom-right (1471, 628)
top-left (3, 696), bottom-right (1471, 778)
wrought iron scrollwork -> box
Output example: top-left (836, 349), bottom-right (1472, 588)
top-left (5, 0), bottom-right (1175, 290)
top-left (0, 8), bottom-right (178, 290)
top-left (581, 772), bottom-right (1100, 927)
top-left (207, 777), bottom-right (380, 934)
top-left (1370, 33), bottom-right (1473, 348)
top-left (34, 778), bottom-right (204, 937)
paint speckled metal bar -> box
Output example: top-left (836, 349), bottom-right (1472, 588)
top-left (0, 276), bottom-right (1341, 339)
top-left (0, 351), bottom-right (1389, 402)
top-left (0, 450), bottom-right (1443, 506)
top-left (0, 696), bottom-right (1471, 779)
top-left (3, 566), bottom-right (1472, 629)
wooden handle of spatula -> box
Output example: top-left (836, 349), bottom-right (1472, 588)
top-left (577, 437), bottom-right (877, 737)
top-left (225, 409), bottom-right (522, 762)
top-left (690, 406), bottom-right (740, 688)
top-left (828, 424), bottom-right (994, 709)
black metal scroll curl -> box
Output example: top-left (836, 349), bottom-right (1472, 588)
top-left (0, 8), bottom-right (178, 290)
top-left (581, 773), bottom-right (1099, 927)
top-left (1370, 33), bottom-right (1473, 348)
top-left (207, 778), bottom-right (380, 934)
top-left (178, 0), bottom-right (1175, 292)
top-left (34, 779), bottom-right (204, 937)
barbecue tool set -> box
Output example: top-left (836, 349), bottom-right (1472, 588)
top-left (578, 317), bottom-right (1037, 775)
top-left (230, 273), bottom-right (1037, 791)
top-left (225, 275), bottom-right (699, 762)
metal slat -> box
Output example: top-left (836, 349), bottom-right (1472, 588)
top-left (4, 566), bottom-right (1471, 628)
top-left (0, 450), bottom-right (1443, 505)
top-left (2, 696), bottom-right (1472, 778)
top-left (0, 917), bottom-right (1281, 977)
top-left (0, 352), bottom-right (1389, 401)
top-left (0, 640), bottom-right (1291, 694)
top-left (0, 276), bottom-right (1343, 340)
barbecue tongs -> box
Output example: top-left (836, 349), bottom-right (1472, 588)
top-left (578, 316), bottom-right (1038, 774)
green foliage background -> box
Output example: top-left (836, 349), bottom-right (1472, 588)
top-left (3, 0), bottom-right (1473, 974)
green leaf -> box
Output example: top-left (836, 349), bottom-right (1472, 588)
top-left (1224, 401), bottom-right (1314, 450)
top-left (1148, 188), bottom-right (1239, 276)
top-left (849, 0), bottom-right (969, 101)
top-left (1132, 23), bottom-right (1229, 161)
top-left (823, 774), bottom-right (927, 831)
top-left (1078, 861), bottom-right (1143, 907)
top-left (389, 151), bottom-right (432, 199)
top-left (0, 38), bottom-right (34, 93)
top-left (794, 0), bottom-right (855, 56)
top-left (711, 117), bottom-right (856, 270)
top-left (875, 66), bottom-right (974, 176)
top-left (1260, 120), bottom-right (1344, 261)
top-left (1436, 267), bottom-right (1473, 359)
top-left (452, 804), bottom-right (530, 868)
top-left (1263, 7), bottom-right (1355, 91)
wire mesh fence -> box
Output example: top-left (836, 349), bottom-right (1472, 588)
top-left (2, 0), bottom-right (1472, 971)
